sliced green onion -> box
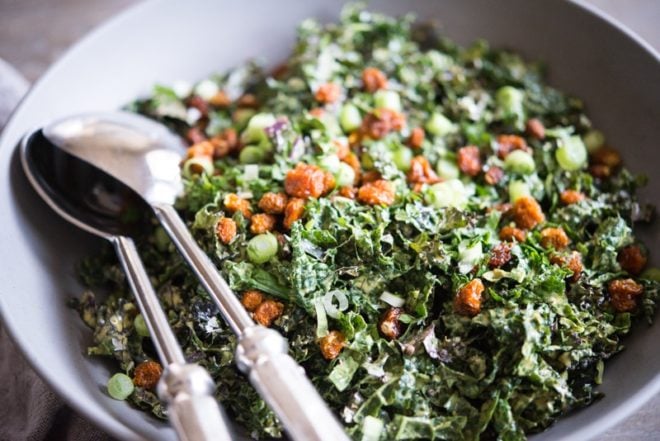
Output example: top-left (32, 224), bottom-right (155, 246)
top-left (339, 103), bottom-right (362, 133)
top-left (458, 240), bottom-right (483, 274)
top-left (504, 150), bottom-right (535, 174)
top-left (392, 147), bottom-right (413, 171)
top-left (107, 373), bottom-right (134, 400)
top-left (133, 314), bottom-right (150, 337)
top-left (379, 291), bottom-right (405, 308)
top-left (233, 108), bottom-right (256, 130)
top-left (508, 180), bottom-right (530, 202)
top-left (425, 112), bottom-right (457, 137)
top-left (322, 290), bottom-right (349, 319)
top-left (583, 129), bottom-right (605, 153)
top-left (247, 233), bottom-right (278, 264)
top-left (241, 112), bottom-right (276, 146)
top-left (594, 359), bottom-right (604, 385)
top-left (426, 179), bottom-right (467, 208)
top-left (374, 90), bottom-right (401, 112)
top-left (336, 162), bottom-right (356, 187)
top-left (243, 164), bottom-right (260, 181)
top-left (556, 135), bottom-right (587, 171)
top-left (319, 154), bottom-right (341, 174)
top-left (194, 79), bottom-right (219, 101)
top-left (361, 416), bottom-right (384, 441)
top-left (239, 145), bottom-right (266, 164)
top-left (436, 158), bottom-right (460, 179)
top-left (496, 86), bottom-right (524, 115)
top-left (361, 152), bottom-right (374, 169)
top-left (182, 156), bottom-right (214, 177)
top-left (314, 298), bottom-right (329, 338)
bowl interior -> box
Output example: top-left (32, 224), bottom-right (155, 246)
top-left (0, 1), bottom-right (658, 440)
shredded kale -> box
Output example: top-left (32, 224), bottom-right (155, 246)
top-left (73, 5), bottom-right (658, 440)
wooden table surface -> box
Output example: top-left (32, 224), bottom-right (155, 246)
top-left (0, 0), bottom-right (658, 440)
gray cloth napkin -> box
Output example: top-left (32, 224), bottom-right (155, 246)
top-left (0, 58), bottom-right (114, 441)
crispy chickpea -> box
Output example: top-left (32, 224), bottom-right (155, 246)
top-left (489, 242), bottom-right (512, 268)
top-left (133, 360), bottom-right (163, 390)
top-left (241, 290), bottom-right (265, 312)
top-left (208, 90), bottom-right (231, 107)
top-left (500, 225), bottom-right (526, 242)
top-left (237, 93), bottom-right (258, 108)
top-left (253, 299), bottom-right (284, 327)
top-left (511, 196), bottom-right (545, 230)
top-left (560, 190), bottom-right (585, 205)
top-left (357, 180), bottom-right (395, 206)
top-left (283, 197), bottom-right (306, 230)
top-left (526, 118), bottom-right (546, 140)
top-left (618, 245), bottom-right (647, 276)
top-left (407, 156), bottom-right (440, 184)
top-left (608, 279), bottom-right (644, 312)
top-left (360, 108), bottom-right (406, 140)
top-left (258, 192), bottom-right (288, 215)
top-left (484, 166), bottom-right (504, 185)
top-left (457, 145), bottom-right (482, 177)
top-left (314, 83), bottom-right (341, 104)
top-left (454, 279), bottom-right (485, 317)
top-left (540, 227), bottom-right (570, 250)
top-left (496, 134), bottom-right (530, 159)
top-left (552, 251), bottom-right (583, 282)
top-left (250, 213), bottom-right (277, 235)
top-left (216, 217), bottom-right (237, 244)
top-left (408, 127), bottom-right (425, 149)
top-left (224, 193), bottom-right (252, 219)
top-left (338, 186), bottom-right (357, 199)
top-left (589, 164), bottom-right (612, 179)
top-left (319, 330), bottom-right (346, 360)
top-left (566, 251), bottom-right (583, 282)
top-left (209, 128), bottom-right (238, 158)
top-left (185, 141), bottom-right (214, 159)
top-left (323, 171), bottom-right (336, 194)
top-left (591, 146), bottom-right (622, 168)
top-left (362, 67), bottom-right (388, 92)
top-left (379, 307), bottom-right (403, 340)
top-left (284, 163), bottom-right (327, 199)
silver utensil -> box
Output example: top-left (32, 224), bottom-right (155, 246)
top-left (39, 111), bottom-right (349, 441)
top-left (20, 129), bottom-right (234, 441)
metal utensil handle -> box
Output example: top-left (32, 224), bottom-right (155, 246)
top-left (236, 326), bottom-right (349, 441)
top-left (152, 203), bottom-right (253, 335)
top-left (158, 364), bottom-right (234, 441)
top-left (112, 235), bottom-right (186, 365)
top-left (112, 236), bottom-right (233, 441)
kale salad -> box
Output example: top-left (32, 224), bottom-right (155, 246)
top-left (73, 5), bottom-right (659, 440)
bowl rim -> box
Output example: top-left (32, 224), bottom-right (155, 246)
top-left (1, 1), bottom-right (659, 440)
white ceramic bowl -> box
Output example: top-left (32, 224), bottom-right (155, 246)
top-left (1, 1), bottom-right (659, 440)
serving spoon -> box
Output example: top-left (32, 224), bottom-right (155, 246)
top-left (37, 111), bottom-right (349, 441)
top-left (20, 129), bottom-right (233, 441)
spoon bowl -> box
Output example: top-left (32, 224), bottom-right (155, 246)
top-left (43, 112), bottom-right (185, 206)
top-left (21, 129), bottom-right (150, 239)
